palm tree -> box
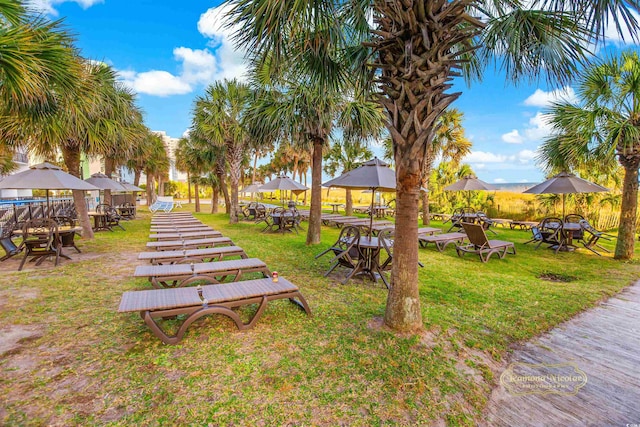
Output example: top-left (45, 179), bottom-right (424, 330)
top-left (174, 136), bottom-right (219, 213)
top-left (1, 59), bottom-right (144, 238)
top-left (539, 50), bottom-right (640, 260)
top-left (0, 0), bottom-right (79, 112)
top-left (191, 79), bottom-right (253, 223)
top-left (229, 0), bottom-right (640, 332)
top-left (422, 109), bottom-right (472, 225)
top-left (143, 133), bottom-right (170, 204)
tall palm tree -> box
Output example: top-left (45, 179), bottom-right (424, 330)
top-left (191, 79), bottom-right (253, 223)
top-left (1, 59), bottom-right (144, 238)
top-left (539, 50), bottom-right (640, 260)
top-left (421, 109), bottom-right (472, 225)
top-left (143, 133), bottom-right (170, 204)
top-left (229, 0), bottom-right (640, 332)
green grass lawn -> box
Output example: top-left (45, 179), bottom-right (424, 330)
top-left (1, 206), bottom-right (638, 426)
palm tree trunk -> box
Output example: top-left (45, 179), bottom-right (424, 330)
top-left (306, 138), bottom-right (324, 245)
top-left (212, 189), bottom-right (219, 213)
top-left (384, 160), bottom-right (422, 331)
top-left (187, 171), bottom-right (192, 204)
top-left (104, 157), bottom-right (115, 206)
top-left (227, 145), bottom-right (243, 223)
top-left (146, 173), bottom-right (155, 205)
top-left (194, 182), bottom-right (201, 213)
top-left (615, 159), bottom-right (639, 259)
top-left (61, 145), bottom-right (94, 239)
top-left (345, 188), bottom-right (353, 216)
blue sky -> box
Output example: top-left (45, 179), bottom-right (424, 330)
top-left (30, 0), bottom-right (638, 184)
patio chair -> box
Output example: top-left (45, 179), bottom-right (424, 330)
top-left (447, 207), bottom-right (475, 232)
top-left (563, 213), bottom-right (586, 241)
top-left (0, 220), bottom-right (22, 261)
top-left (51, 215), bottom-right (81, 253)
top-left (281, 208), bottom-right (299, 234)
top-left (315, 225), bottom-right (362, 283)
top-left (18, 218), bottom-right (61, 271)
top-left (254, 204), bottom-right (268, 224)
top-left (242, 202), bottom-right (257, 220)
top-left (118, 276), bottom-right (311, 344)
top-left (476, 211), bottom-right (498, 235)
top-left (536, 217), bottom-right (566, 253)
top-left (455, 222), bottom-right (516, 262)
top-left (97, 204), bottom-right (125, 231)
top-left (578, 220), bottom-right (613, 256)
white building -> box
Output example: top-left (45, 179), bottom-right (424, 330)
top-left (152, 130), bottom-right (187, 182)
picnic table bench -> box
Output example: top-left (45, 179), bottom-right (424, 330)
top-left (118, 277), bottom-right (311, 344)
top-left (134, 257), bottom-right (271, 288)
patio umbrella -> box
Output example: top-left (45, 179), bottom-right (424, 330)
top-left (444, 175), bottom-right (496, 206)
top-left (258, 176), bottom-right (308, 205)
top-left (85, 173), bottom-right (128, 191)
top-left (322, 158), bottom-right (396, 236)
top-left (0, 162), bottom-right (99, 215)
top-left (119, 182), bottom-right (143, 192)
top-left (240, 182), bottom-right (263, 201)
top-left (523, 172), bottom-right (609, 218)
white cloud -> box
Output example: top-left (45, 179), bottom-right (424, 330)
top-left (27, 0), bottom-right (102, 15)
top-left (119, 70), bottom-right (192, 97)
top-left (173, 47), bottom-right (218, 85)
top-left (116, 4), bottom-right (249, 97)
top-left (197, 4), bottom-right (249, 81)
top-left (493, 178), bottom-right (506, 183)
top-left (464, 149), bottom-right (537, 167)
top-left (523, 112), bottom-right (553, 141)
top-left (523, 87), bottom-right (578, 107)
top-left (502, 130), bottom-right (524, 144)
top-left (604, 10), bottom-right (640, 46)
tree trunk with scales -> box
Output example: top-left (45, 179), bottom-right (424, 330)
top-left (371, 0), bottom-right (481, 331)
top-left (61, 145), bottom-right (94, 239)
top-left (227, 142), bottom-right (244, 224)
top-left (306, 137), bottom-right (325, 245)
top-left (616, 150), bottom-right (640, 259)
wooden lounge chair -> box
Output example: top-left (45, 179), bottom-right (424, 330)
top-left (118, 277), bottom-right (311, 344)
top-left (456, 222), bottom-right (516, 262)
top-left (419, 232), bottom-right (467, 251)
top-left (138, 246), bottom-right (248, 265)
top-left (149, 225), bottom-right (213, 233)
top-left (134, 257), bottom-right (271, 288)
top-left (145, 237), bottom-right (234, 251)
top-left (149, 230), bottom-right (223, 241)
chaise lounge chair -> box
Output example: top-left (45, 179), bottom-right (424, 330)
top-left (118, 277), bottom-right (311, 344)
top-left (134, 257), bottom-right (271, 288)
top-left (138, 246), bottom-right (248, 265)
top-left (456, 222), bottom-right (516, 262)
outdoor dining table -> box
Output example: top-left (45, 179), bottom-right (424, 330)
top-left (346, 235), bottom-right (392, 285)
top-left (268, 212), bottom-right (300, 233)
top-left (87, 211), bottom-right (110, 232)
top-left (545, 221), bottom-right (582, 251)
top-left (327, 203), bottom-right (344, 213)
top-left (14, 225), bottom-right (82, 261)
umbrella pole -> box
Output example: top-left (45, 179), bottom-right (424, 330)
top-left (562, 193), bottom-right (566, 219)
top-left (369, 189), bottom-right (375, 238)
top-left (46, 190), bottom-right (51, 218)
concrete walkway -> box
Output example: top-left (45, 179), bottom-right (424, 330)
top-left (484, 283), bottom-right (640, 426)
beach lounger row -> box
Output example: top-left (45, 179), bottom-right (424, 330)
top-left (118, 213), bottom-right (311, 344)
